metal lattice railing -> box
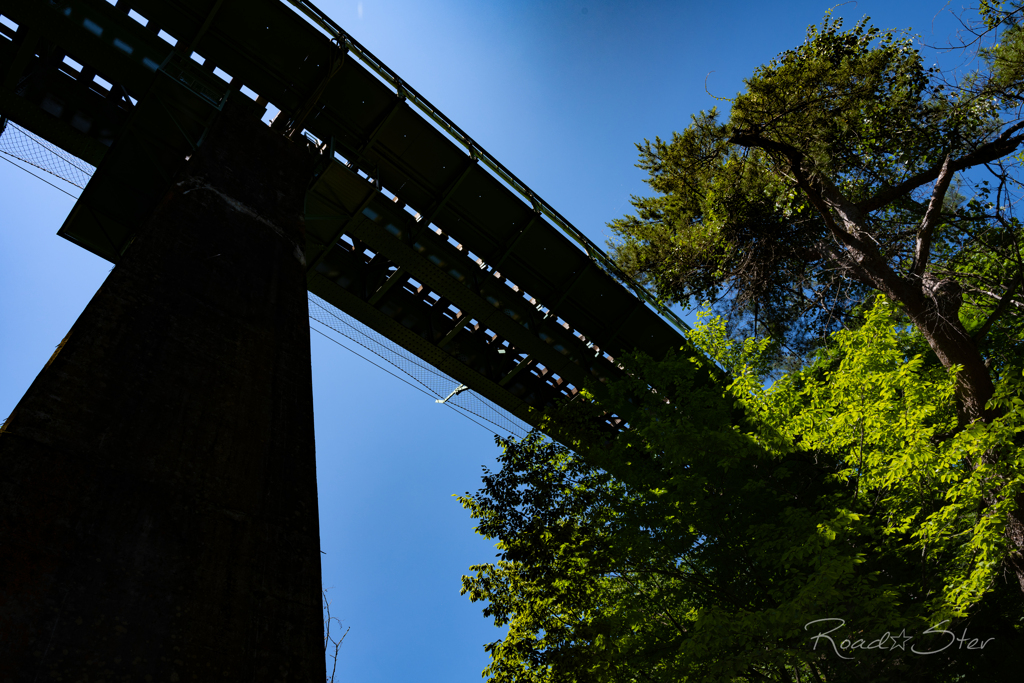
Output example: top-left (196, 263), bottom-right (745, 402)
top-left (0, 118), bottom-right (96, 189)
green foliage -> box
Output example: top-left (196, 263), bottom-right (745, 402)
top-left (726, 296), bottom-right (1024, 619)
top-left (606, 13), bottom-right (1023, 371)
top-left (460, 9), bottom-right (1024, 681)
top-left (686, 305), bottom-right (776, 379)
top-left (978, 2), bottom-right (1024, 99)
top-left (733, 17), bottom-right (954, 183)
top-left (460, 299), bottom-right (1024, 681)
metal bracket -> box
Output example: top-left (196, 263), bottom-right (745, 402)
top-left (1, 26), bottom-right (41, 93)
top-left (287, 40), bottom-right (347, 138)
top-left (305, 181), bottom-right (380, 274)
top-left (491, 212), bottom-right (539, 272)
top-left (435, 384), bottom-right (468, 404)
top-left (366, 265), bottom-right (406, 307)
top-left (414, 155), bottom-right (476, 231)
top-left (183, 0), bottom-right (227, 58)
top-left (356, 93), bottom-right (404, 155)
top-left (436, 314), bottom-right (472, 349)
top-left (498, 355), bottom-right (532, 387)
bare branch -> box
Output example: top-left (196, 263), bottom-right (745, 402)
top-left (912, 154), bottom-right (954, 279)
top-left (974, 271), bottom-right (1024, 343)
top-left (965, 283), bottom-right (1024, 308)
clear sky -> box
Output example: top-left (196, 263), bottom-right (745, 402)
top-left (0, 0), bottom-right (971, 680)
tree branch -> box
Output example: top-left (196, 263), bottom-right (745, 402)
top-left (972, 271), bottom-right (1024, 343)
top-left (727, 129), bottom-right (958, 306)
top-left (964, 284), bottom-right (1024, 310)
top-left (859, 120), bottom-right (1024, 213)
top-left (912, 154), bottom-right (954, 279)
top-left (743, 666), bottom-right (780, 682)
top-left (729, 130), bottom-right (861, 248)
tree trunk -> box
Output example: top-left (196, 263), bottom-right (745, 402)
top-left (895, 281), bottom-right (1024, 592)
top-left (901, 289), bottom-right (995, 424)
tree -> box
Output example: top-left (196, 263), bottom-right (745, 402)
top-left (608, 14), bottom-right (1023, 419)
top-left (323, 586), bottom-right (349, 682)
top-left (606, 10), bottom-right (1024, 586)
top-left (460, 301), bottom-right (1024, 682)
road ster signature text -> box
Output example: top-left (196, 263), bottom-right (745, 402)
top-left (805, 619), bottom-right (995, 659)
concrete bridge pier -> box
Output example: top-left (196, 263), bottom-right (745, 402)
top-left (0, 99), bottom-right (324, 681)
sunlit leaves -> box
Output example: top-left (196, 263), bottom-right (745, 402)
top-left (724, 295), bottom-right (1024, 618)
top-left (461, 298), bottom-right (1024, 681)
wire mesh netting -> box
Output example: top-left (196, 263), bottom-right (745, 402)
top-left (0, 119), bottom-right (96, 189)
top-left (309, 293), bottom-right (531, 439)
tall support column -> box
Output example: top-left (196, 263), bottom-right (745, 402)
top-left (0, 99), bottom-right (323, 681)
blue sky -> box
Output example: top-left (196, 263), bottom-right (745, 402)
top-left (0, 0), bottom-right (969, 680)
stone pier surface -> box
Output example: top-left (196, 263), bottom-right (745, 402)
top-left (0, 99), bottom-right (323, 681)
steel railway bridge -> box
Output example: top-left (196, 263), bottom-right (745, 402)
top-left (1, 0), bottom-right (694, 425)
top-left (0, 1), bottom-right (708, 679)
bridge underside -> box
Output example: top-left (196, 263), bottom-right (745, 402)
top-left (0, 0), bottom-right (701, 432)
